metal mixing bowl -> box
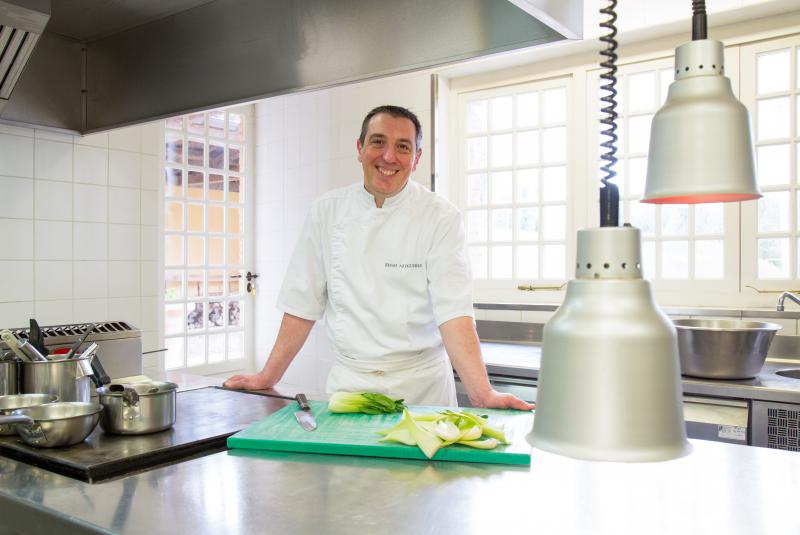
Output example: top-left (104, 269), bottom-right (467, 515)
top-left (673, 318), bottom-right (781, 379)
top-left (0, 393), bottom-right (57, 435)
top-left (0, 402), bottom-right (102, 448)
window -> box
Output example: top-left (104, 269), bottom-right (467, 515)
top-left (162, 108), bottom-right (252, 372)
top-left (741, 36), bottom-right (800, 292)
top-left (457, 78), bottom-right (572, 292)
top-left (589, 60), bottom-right (738, 293)
top-left (450, 28), bottom-right (800, 306)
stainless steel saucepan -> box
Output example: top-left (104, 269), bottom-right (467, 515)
top-left (0, 393), bottom-right (57, 435)
top-left (97, 381), bottom-right (177, 435)
top-left (0, 402), bottom-right (102, 448)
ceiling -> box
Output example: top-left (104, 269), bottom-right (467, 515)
top-left (46, 0), bottom-right (215, 42)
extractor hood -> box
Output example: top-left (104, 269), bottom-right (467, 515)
top-left (0, 0), bottom-right (569, 134)
top-left (0, 0), bottom-right (50, 115)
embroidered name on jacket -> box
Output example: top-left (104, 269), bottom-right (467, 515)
top-left (385, 263), bottom-right (423, 269)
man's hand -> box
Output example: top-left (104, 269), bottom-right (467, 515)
top-left (222, 372), bottom-right (275, 390)
top-left (439, 317), bottom-right (535, 412)
top-left (470, 389), bottom-right (535, 411)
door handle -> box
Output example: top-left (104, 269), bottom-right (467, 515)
top-left (234, 271), bottom-right (259, 295)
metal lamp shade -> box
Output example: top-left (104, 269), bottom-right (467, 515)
top-left (528, 227), bottom-right (690, 462)
top-left (642, 40), bottom-right (760, 204)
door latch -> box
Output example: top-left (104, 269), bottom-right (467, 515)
top-left (246, 271), bottom-right (259, 295)
top-left (231, 272), bottom-right (260, 295)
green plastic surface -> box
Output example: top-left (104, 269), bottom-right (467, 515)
top-left (227, 401), bottom-right (533, 465)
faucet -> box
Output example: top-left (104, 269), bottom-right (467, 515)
top-left (776, 291), bottom-right (800, 311)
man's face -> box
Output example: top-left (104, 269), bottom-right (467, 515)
top-left (357, 113), bottom-right (421, 204)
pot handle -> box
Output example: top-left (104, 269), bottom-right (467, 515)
top-left (0, 415), bottom-right (35, 426)
top-left (109, 384), bottom-right (141, 419)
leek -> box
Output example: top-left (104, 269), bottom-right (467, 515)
top-left (401, 408), bottom-right (443, 459)
top-left (328, 392), bottom-right (406, 414)
top-left (378, 409), bottom-right (509, 458)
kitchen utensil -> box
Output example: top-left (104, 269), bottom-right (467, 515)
top-left (0, 402), bottom-right (102, 448)
top-left (0, 393), bottom-right (56, 435)
top-left (0, 360), bottom-right (18, 396)
top-left (20, 356), bottom-right (94, 402)
top-left (88, 347), bottom-right (111, 388)
top-left (16, 337), bottom-right (48, 362)
top-left (293, 393), bottom-right (316, 431)
top-left (214, 386), bottom-right (317, 431)
top-left (96, 381), bottom-right (177, 435)
top-left (65, 323), bottom-right (95, 360)
top-left (228, 401), bottom-right (533, 465)
top-left (2, 330), bottom-right (48, 362)
top-left (674, 318), bottom-right (781, 379)
top-left (29, 319), bottom-right (48, 357)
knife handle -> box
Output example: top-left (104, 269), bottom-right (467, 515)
top-left (295, 393), bottom-right (310, 410)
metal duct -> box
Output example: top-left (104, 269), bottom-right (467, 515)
top-left (0, 0), bottom-right (49, 113)
top-left (0, 0), bottom-right (564, 133)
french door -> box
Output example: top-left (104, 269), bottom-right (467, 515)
top-left (162, 106), bottom-right (254, 374)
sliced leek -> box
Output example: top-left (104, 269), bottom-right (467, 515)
top-left (379, 409), bottom-right (508, 458)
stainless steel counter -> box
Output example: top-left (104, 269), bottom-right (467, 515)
top-left (0, 438), bottom-right (798, 534)
top-left (480, 342), bottom-right (800, 404)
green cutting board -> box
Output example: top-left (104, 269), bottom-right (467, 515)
top-left (227, 401), bottom-right (533, 465)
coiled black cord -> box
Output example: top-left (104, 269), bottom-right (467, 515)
top-left (599, 0), bottom-right (619, 227)
top-left (692, 0), bottom-right (708, 40)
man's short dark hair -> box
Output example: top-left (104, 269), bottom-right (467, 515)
top-left (359, 105), bottom-right (423, 152)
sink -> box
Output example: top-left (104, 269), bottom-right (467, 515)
top-left (775, 369), bottom-right (800, 379)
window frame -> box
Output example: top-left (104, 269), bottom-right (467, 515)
top-left (740, 35), bottom-right (800, 300)
top-left (453, 75), bottom-right (579, 304)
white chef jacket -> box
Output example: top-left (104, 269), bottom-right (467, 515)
top-left (276, 180), bottom-right (474, 406)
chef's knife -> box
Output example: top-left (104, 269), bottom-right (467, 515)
top-left (214, 386), bottom-right (317, 431)
top-left (293, 393), bottom-right (317, 431)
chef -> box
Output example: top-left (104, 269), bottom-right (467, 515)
top-left (224, 105), bottom-right (532, 410)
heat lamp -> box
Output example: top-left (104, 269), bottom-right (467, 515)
top-left (643, 1), bottom-right (761, 204)
top-left (527, 0), bottom-right (691, 462)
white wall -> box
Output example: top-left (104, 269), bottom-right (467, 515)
top-left (252, 72), bottom-right (432, 393)
top-left (0, 123), bottom-right (163, 374)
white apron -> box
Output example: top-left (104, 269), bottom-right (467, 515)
top-left (326, 346), bottom-right (458, 407)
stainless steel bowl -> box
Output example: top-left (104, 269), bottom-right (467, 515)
top-left (673, 318), bottom-right (781, 379)
top-left (0, 402), bottom-right (102, 448)
top-left (97, 381), bottom-right (177, 435)
top-left (0, 393), bottom-right (57, 435)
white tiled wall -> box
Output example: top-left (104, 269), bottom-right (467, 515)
top-left (252, 72), bottom-right (432, 394)
top-left (0, 122), bottom-right (163, 374)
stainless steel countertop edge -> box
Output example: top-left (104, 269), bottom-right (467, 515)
top-left (475, 302), bottom-right (800, 319)
top-left (479, 342), bottom-right (800, 404)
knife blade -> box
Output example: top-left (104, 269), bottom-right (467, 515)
top-left (213, 387), bottom-right (318, 431)
top-left (293, 393), bottom-right (317, 431)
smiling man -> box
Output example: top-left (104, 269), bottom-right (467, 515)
top-left (224, 105), bottom-right (532, 410)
